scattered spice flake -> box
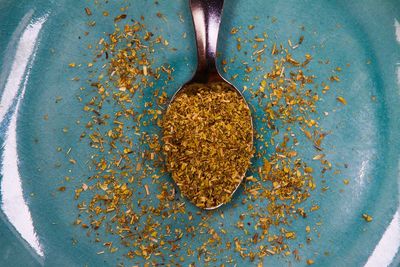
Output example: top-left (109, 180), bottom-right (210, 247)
top-left (362, 214), bottom-right (373, 222)
top-left (58, 186), bottom-right (66, 192)
top-left (310, 205), bottom-right (319, 212)
top-left (230, 27), bottom-right (239, 34)
top-left (286, 54), bottom-right (300, 66)
top-left (114, 14), bottom-right (127, 22)
top-left (87, 21), bottom-right (96, 27)
top-left (304, 167), bottom-right (314, 173)
top-left (313, 154), bottom-right (325, 160)
top-left (336, 96), bottom-right (347, 105)
top-left (144, 184), bottom-right (150, 196)
top-left (85, 7), bottom-right (92, 16)
top-left (330, 75), bottom-right (340, 82)
top-left (271, 43), bottom-right (278, 55)
top-left (299, 35), bottom-right (304, 44)
top-left (82, 183), bottom-right (88, 191)
top-left (306, 259), bottom-right (315, 265)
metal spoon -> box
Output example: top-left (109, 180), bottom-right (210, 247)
top-left (168, 0), bottom-right (254, 210)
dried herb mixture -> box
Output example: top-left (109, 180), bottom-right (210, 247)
top-left (162, 82), bottom-right (253, 209)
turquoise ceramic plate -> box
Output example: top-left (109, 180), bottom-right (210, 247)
top-left (0, 0), bottom-right (399, 266)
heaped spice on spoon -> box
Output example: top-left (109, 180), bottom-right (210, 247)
top-left (162, 82), bottom-right (253, 208)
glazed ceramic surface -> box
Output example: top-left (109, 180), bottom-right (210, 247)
top-left (0, 0), bottom-right (399, 266)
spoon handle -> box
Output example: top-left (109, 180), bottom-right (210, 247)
top-left (189, 0), bottom-right (224, 81)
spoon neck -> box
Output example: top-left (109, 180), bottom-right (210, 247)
top-left (190, 0), bottom-right (224, 81)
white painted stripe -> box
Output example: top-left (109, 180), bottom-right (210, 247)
top-left (364, 211), bottom-right (400, 267)
top-left (0, 15), bottom-right (44, 122)
top-left (395, 19), bottom-right (400, 43)
top-left (0, 15), bottom-right (47, 257)
top-left (364, 18), bottom-right (400, 267)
